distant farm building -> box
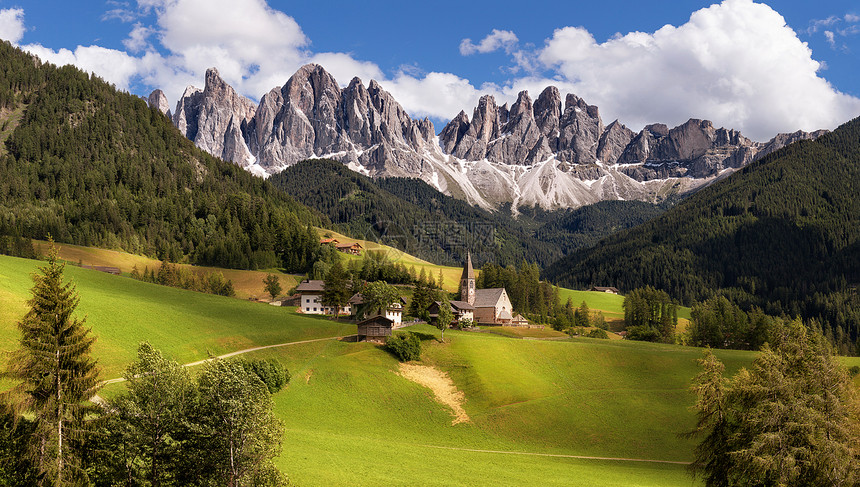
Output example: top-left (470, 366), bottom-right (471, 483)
top-left (590, 286), bottom-right (620, 294)
top-left (356, 315), bottom-right (394, 343)
top-left (351, 293), bottom-right (406, 326)
top-left (319, 237), bottom-right (340, 246)
top-left (336, 242), bottom-right (363, 255)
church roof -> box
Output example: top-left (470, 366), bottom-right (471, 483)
top-left (473, 288), bottom-right (506, 308)
top-left (460, 252), bottom-right (475, 281)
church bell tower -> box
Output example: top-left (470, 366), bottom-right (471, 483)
top-left (460, 253), bottom-right (476, 305)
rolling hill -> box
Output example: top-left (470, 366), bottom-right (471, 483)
top-left (0, 253), bottom-right (738, 485)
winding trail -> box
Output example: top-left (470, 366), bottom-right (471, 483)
top-left (93, 335), bottom-right (354, 401)
top-left (417, 444), bottom-right (690, 465)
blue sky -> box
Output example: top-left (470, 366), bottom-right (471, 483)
top-left (1, 0), bottom-right (859, 141)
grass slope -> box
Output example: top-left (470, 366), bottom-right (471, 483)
top-left (233, 327), bottom-right (758, 486)
top-left (32, 240), bottom-right (300, 300)
top-left (0, 254), bottom-right (352, 378)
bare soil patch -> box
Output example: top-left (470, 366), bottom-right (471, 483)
top-left (398, 363), bottom-right (469, 425)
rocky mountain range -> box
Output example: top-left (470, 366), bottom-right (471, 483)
top-left (149, 65), bottom-right (825, 210)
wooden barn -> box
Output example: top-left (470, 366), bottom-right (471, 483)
top-left (356, 315), bottom-right (394, 343)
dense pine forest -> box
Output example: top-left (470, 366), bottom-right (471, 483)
top-left (545, 117), bottom-right (860, 348)
top-left (0, 41), bottom-right (325, 271)
top-left (270, 159), bottom-right (668, 267)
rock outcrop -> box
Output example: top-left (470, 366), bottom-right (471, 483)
top-left (146, 89), bottom-right (171, 117)
top-left (172, 68), bottom-right (257, 168)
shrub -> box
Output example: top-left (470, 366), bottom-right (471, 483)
top-left (386, 332), bottom-right (421, 362)
top-left (625, 325), bottom-right (663, 342)
top-left (585, 328), bottom-right (609, 339)
top-left (239, 358), bottom-right (291, 394)
top-left (849, 365), bottom-right (860, 377)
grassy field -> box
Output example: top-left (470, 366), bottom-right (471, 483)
top-left (4, 251), bottom-right (858, 485)
top-left (477, 326), bottom-right (570, 339)
top-left (31, 240), bottom-right (301, 300)
top-left (558, 287), bottom-right (693, 325)
top-left (0, 254), bottom-right (353, 378)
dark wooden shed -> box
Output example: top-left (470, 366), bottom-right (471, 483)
top-left (356, 315), bottom-right (394, 343)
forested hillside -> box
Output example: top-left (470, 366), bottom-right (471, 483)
top-left (545, 116), bottom-right (860, 344)
top-left (270, 159), bottom-right (667, 267)
top-left (0, 41), bottom-right (325, 271)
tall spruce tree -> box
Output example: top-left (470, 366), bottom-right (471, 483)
top-left (6, 244), bottom-right (101, 485)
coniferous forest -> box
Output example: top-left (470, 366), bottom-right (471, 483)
top-left (544, 116), bottom-right (860, 348)
top-left (0, 41), bottom-right (325, 272)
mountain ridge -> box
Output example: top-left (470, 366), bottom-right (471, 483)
top-left (153, 63), bottom-right (826, 210)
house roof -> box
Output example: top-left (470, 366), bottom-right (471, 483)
top-left (591, 286), bottom-right (620, 293)
top-left (460, 252), bottom-right (475, 281)
top-left (320, 238), bottom-right (339, 244)
top-left (473, 288), bottom-right (506, 308)
top-left (450, 300), bottom-right (475, 311)
top-left (357, 314), bottom-right (394, 327)
top-left (498, 309), bottom-right (513, 321)
top-left (336, 242), bottom-right (363, 249)
top-left (349, 293), bottom-right (406, 306)
top-left (296, 279), bottom-right (325, 292)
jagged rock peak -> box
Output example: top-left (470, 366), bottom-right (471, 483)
top-left (147, 89), bottom-right (170, 116)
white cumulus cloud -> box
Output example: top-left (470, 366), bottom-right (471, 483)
top-left (534, 0), bottom-right (860, 140)
top-left (0, 8), bottom-right (25, 43)
top-left (460, 29), bottom-right (519, 55)
top-left (22, 44), bottom-right (142, 90)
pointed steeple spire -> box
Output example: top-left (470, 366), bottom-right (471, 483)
top-left (462, 253), bottom-right (475, 281)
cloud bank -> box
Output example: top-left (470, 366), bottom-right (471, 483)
top-left (3, 0), bottom-right (860, 142)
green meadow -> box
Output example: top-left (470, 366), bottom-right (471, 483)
top-left (0, 254), bottom-right (353, 378)
top-left (4, 252), bottom-right (856, 485)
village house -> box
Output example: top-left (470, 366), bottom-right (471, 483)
top-left (350, 293), bottom-right (406, 326)
top-left (295, 279), bottom-right (352, 315)
top-left (427, 300), bottom-right (474, 323)
top-left (319, 237), bottom-right (340, 246)
top-left (458, 253), bottom-right (517, 325)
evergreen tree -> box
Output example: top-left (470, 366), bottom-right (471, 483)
top-left (689, 321), bottom-right (860, 485)
top-left (322, 261), bottom-right (350, 316)
top-left (574, 301), bottom-right (590, 328)
top-left (5, 244), bottom-right (101, 485)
